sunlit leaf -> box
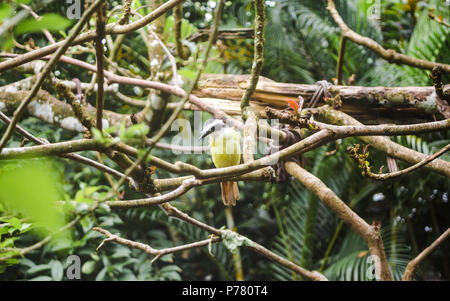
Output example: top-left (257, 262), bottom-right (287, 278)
top-left (15, 13), bottom-right (72, 35)
top-left (0, 158), bottom-right (65, 235)
top-left (0, 3), bottom-right (12, 22)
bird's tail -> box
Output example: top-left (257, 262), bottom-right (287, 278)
top-left (220, 181), bottom-right (240, 206)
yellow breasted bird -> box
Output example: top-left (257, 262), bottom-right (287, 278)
top-left (200, 119), bottom-right (241, 206)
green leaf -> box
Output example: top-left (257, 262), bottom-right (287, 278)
top-left (159, 265), bottom-right (182, 281)
top-left (27, 264), bottom-right (51, 275)
top-left (0, 4), bottom-right (12, 22)
top-left (124, 123), bottom-right (149, 139)
top-left (0, 36), bottom-right (14, 50)
top-left (160, 254), bottom-right (173, 263)
top-left (0, 227), bottom-right (9, 236)
top-left (82, 260), bottom-right (97, 275)
top-left (95, 267), bottom-right (107, 281)
top-left (91, 128), bottom-right (114, 145)
top-left (3, 217), bottom-right (22, 230)
top-left (30, 276), bottom-right (53, 281)
top-left (50, 260), bottom-right (63, 281)
top-left (19, 223), bottom-right (32, 233)
top-left (15, 13), bottom-right (72, 35)
top-left (178, 68), bottom-right (197, 80)
top-left (0, 158), bottom-right (65, 236)
top-left (74, 186), bottom-right (102, 204)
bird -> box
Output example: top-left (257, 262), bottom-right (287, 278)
top-left (200, 119), bottom-right (241, 206)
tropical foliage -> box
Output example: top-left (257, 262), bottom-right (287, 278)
top-left (0, 0), bottom-right (449, 281)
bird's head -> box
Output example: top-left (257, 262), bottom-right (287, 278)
top-left (200, 119), bottom-right (225, 139)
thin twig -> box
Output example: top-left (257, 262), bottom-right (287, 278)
top-left (0, 0), bottom-right (106, 153)
top-left (173, 3), bottom-right (186, 59)
top-left (158, 203), bottom-right (327, 280)
top-left (132, 10), bottom-right (179, 87)
top-left (336, 36), bottom-right (346, 85)
top-left (240, 0), bottom-right (265, 117)
top-left (118, 0), bottom-right (133, 25)
top-left (93, 226), bottom-right (220, 263)
top-left (110, 0), bottom-right (226, 194)
top-left (0, 0), bottom-right (184, 73)
top-left (402, 228), bottom-right (450, 281)
top-left (106, 178), bottom-right (201, 208)
top-left (0, 111), bottom-right (127, 179)
top-left (327, 0), bottom-right (450, 73)
top-left (19, 4), bottom-right (55, 44)
top-left (348, 143), bottom-right (450, 180)
top-left (95, 2), bottom-right (107, 131)
top-left (428, 11), bottom-right (450, 28)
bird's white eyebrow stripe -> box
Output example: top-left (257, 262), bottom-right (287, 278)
top-left (204, 119), bottom-right (224, 130)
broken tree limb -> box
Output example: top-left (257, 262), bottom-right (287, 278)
top-left (0, 90), bottom-right (127, 132)
top-left (192, 74), bottom-right (449, 122)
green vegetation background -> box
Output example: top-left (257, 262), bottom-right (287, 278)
top-left (0, 0), bottom-right (449, 280)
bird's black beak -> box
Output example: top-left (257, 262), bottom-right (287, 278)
top-left (199, 128), bottom-right (213, 140)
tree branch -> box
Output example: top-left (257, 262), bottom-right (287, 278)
top-left (106, 178), bottom-right (201, 208)
top-left (0, 0), bottom-right (106, 153)
top-left (402, 228), bottom-right (450, 281)
top-left (158, 203), bottom-right (327, 280)
top-left (118, 0), bottom-right (133, 25)
top-left (428, 10), bottom-right (450, 28)
top-left (0, 0), bottom-right (183, 73)
top-left (0, 139), bottom-right (103, 160)
top-left (348, 143), bottom-right (450, 180)
top-left (336, 36), bottom-right (347, 85)
top-left (193, 74), bottom-right (448, 121)
top-left (173, 3), bottom-right (187, 59)
top-left (309, 105), bottom-right (450, 177)
top-left (240, 0), bottom-right (265, 115)
top-left (0, 110), bottom-right (127, 179)
top-left (93, 226), bottom-right (220, 264)
top-left (284, 161), bottom-right (393, 281)
top-left (95, 2), bottom-right (107, 131)
top-left (327, 0), bottom-right (450, 73)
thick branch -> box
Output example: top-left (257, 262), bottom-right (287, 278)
top-left (310, 106), bottom-right (450, 177)
top-left (0, 90), bottom-right (127, 132)
top-left (193, 74), bottom-right (448, 121)
top-left (0, 139), bottom-right (103, 160)
top-left (285, 161), bottom-right (392, 281)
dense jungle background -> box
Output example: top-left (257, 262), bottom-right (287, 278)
top-left (0, 0), bottom-right (449, 281)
